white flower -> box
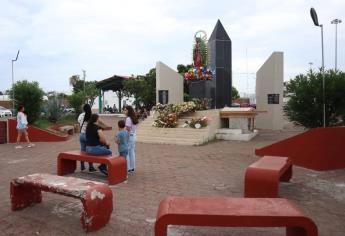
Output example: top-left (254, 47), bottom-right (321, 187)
top-left (195, 123), bottom-right (201, 129)
top-left (182, 123), bottom-right (188, 128)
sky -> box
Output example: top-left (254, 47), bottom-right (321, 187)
top-left (0, 0), bottom-right (344, 95)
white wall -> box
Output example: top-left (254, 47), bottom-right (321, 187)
top-left (156, 61), bottom-right (183, 105)
top-left (255, 52), bottom-right (284, 130)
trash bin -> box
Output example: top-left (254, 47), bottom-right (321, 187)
top-left (0, 121), bottom-right (7, 144)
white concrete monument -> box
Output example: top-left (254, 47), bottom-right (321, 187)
top-left (255, 52), bottom-right (284, 130)
top-left (156, 61), bottom-right (184, 105)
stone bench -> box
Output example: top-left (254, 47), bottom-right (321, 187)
top-left (10, 173), bottom-right (113, 232)
top-left (245, 156), bottom-right (292, 197)
top-left (59, 125), bottom-right (75, 135)
top-left (57, 150), bottom-right (127, 185)
top-left (155, 197), bottom-right (318, 236)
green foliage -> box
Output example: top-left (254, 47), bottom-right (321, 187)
top-left (232, 86), bottom-right (240, 100)
top-left (284, 69), bottom-right (345, 128)
top-left (69, 75), bottom-right (98, 106)
top-left (33, 114), bottom-right (76, 130)
top-left (67, 92), bottom-right (85, 118)
top-left (46, 97), bottom-right (64, 123)
top-left (123, 68), bottom-right (156, 109)
top-left (9, 80), bottom-right (44, 123)
top-left (177, 64), bottom-right (193, 101)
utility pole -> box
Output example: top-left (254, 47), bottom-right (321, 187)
top-left (331, 19), bottom-right (342, 70)
top-left (82, 69), bottom-right (86, 94)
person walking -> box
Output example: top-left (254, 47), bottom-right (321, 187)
top-left (77, 104), bottom-right (96, 172)
top-left (85, 113), bottom-right (112, 175)
top-left (15, 105), bottom-right (34, 148)
top-left (123, 105), bottom-right (138, 173)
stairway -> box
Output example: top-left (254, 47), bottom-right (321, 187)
top-left (136, 110), bottom-right (221, 145)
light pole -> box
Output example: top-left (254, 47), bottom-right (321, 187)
top-left (309, 62), bottom-right (313, 70)
top-left (331, 19), bottom-right (342, 71)
top-left (82, 69), bottom-right (86, 94)
top-left (11, 50), bottom-right (20, 114)
top-left (310, 8), bottom-right (326, 127)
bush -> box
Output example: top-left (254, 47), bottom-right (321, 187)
top-left (67, 92), bottom-right (85, 118)
top-left (284, 69), bottom-right (345, 128)
top-left (46, 97), bottom-right (64, 123)
top-left (9, 80), bottom-right (44, 123)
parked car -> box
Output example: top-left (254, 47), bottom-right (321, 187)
top-left (0, 106), bottom-right (12, 117)
top-left (63, 108), bottom-right (75, 113)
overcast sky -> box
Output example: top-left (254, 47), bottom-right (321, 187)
top-left (0, 0), bottom-right (344, 94)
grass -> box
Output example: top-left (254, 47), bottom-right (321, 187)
top-left (33, 114), bottom-right (76, 130)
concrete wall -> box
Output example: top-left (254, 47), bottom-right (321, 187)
top-left (255, 52), bottom-right (284, 130)
top-left (156, 61), bottom-right (183, 105)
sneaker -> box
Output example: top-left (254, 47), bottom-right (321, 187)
top-left (89, 166), bottom-right (97, 172)
top-left (15, 145), bottom-right (23, 149)
top-left (98, 165), bottom-right (108, 176)
top-left (27, 143), bottom-right (35, 148)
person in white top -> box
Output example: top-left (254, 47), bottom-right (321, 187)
top-left (15, 105), bottom-right (34, 148)
top-left (123, 105), bottom-right (138, 173)
top-left (77, 104), bottom-right (96, 172)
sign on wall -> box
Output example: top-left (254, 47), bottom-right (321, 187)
top-left (158, 90), bottom-right (169, 104)
top-left (267, 94), bottom-right (279, 104)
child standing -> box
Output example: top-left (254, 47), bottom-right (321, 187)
top-left (15, 105), bottom-right (34, 148)
top-left (115, 120), bottom-right (129, 158)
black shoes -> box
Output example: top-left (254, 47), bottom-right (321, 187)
top-left (98, 164), bottom-right (108, 176)
top-left (128, 169), bottom-right (135, 173)
top-left (89, 166), bottom-right (97, 172)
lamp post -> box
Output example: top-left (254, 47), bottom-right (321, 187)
top-left (309, 62), bottom-right (313, 70)
top-left (310, 8), bottom-right (325, 127)
top-left (11, 50), bottom-right (20, 114)
top-left (331, 19), bottom-right (342, 71)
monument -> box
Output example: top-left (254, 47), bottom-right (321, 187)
top-left (156, 61), bottom-right (184, 105)
top-left (188, 20), bottom-right (232, 108)
top-left (256, 52), bottom-right (284, 130)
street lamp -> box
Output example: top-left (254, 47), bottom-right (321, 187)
top-left (310, 7), bottom-right (325, 127)
top-left (11, 50), bottom-right (20, 114)
top-left (308, 62), bottom-right (313, 70)
top-left (331, 19), bottom-right (342, 71)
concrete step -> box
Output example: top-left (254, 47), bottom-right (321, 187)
top-left (136, 137), bottom-right (202, 145)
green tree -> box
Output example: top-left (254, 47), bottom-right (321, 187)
top-left (232, 86), bottom-right (240, 100)
top-left (123, 68), bottom-right (156, 109)
top-left (69, 75), bottom-right (98, 106)
top-left (177, 64), bottom-right (193, 101)
top-left (284, 69), bottom-right (345, 128)
top-left (67, 92), bottom-right (85, 118)
top-left (9, 80), bottom-right (44, 123)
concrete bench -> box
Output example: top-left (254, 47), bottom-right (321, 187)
top-left (57, 150), bottom-right (127, 185)
top-left (10, 173), bottom-right (113, 232)
top-left (155, 197), bottom-right (318, 236)
top-left (245, 156), bottom-right (292, 197)
top-left (59, 125), bottom-right (75, 135)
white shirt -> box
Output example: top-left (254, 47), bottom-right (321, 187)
top-left (78, 113), bottom-right (88, 134)
top-left (125, 117), bottom-right (137, 134)
top-left (17, 111), bottom-right (28, 128)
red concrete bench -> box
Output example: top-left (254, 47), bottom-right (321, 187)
top-left (57, 150), bottom-right (127, 185)
top-left (155, 197), bottom-right (318, 236)
top-left (10, 173), bottom-right (113, 232)
top-left (244, 156), bottom-right (292, 197)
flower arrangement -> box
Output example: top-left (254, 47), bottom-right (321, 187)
top-left (184, 116), bottom-right (208, 129)
top-left (152, 112), bottom-right (178, 128)
top-left (184, 67), bottom-right (213, 81)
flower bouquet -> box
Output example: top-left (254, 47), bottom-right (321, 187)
top-left (184, 67), bottom-right (213, 81)
top-left (184, 116), bottom-right (208, 129)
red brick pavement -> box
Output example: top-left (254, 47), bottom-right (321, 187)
top-left (0, 116), bottom-right (344, 235)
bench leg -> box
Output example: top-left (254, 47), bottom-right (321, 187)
top-left (286, 226), bottom-right (307, 236)
top-left (57, 158), bottom-right (76, 176)
top-left (107, 157), bottom-right (127, 185)
top-left (80, 187), bottom-right (113, 232)
top-left (280, 165), bottom-right (293, 182)
top-left (11, 182), bottom-right (42, 211)
top-left (155, 221), bottom-right (168, 236)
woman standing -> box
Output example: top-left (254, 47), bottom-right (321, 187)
top-left (15, 105), bottom-right (34, 148)
top-left (77, 104), bottom-right (96, 172)
top-left (85, 113), bottom-right (112, 175)
top-left (124, 105), bottom-right (138, 173)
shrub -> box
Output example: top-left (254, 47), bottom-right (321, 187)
top-left (67, 92), bottom-right (85, 118)
top-left (9, 80), bottom-right (44, 123)
top-left (46, 97), bottom-right (64, 123)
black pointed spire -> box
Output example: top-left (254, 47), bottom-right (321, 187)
top-left (209, 19), bottom-right (230, 41)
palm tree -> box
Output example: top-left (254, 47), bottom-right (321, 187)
top-left (69, 75), bottom-right (80, 87)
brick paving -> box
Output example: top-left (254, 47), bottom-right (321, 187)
top-left (0, 116), bottom-right (344, 235)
